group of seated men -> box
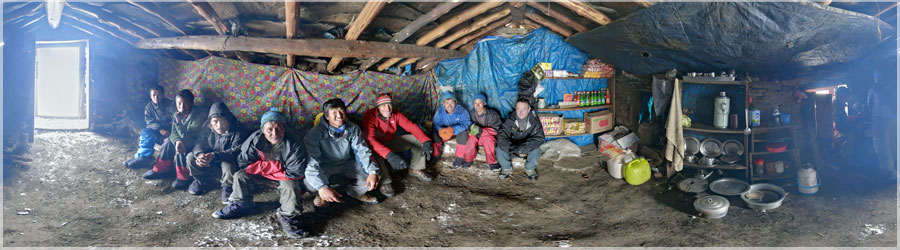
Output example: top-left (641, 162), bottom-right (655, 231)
top-left (122, 85), bottom-right (546, 237)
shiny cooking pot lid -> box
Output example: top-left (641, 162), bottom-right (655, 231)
top-left (694, 195), bottom-right (730, 215)
top-left (678, 177), bottom-right (709, 193)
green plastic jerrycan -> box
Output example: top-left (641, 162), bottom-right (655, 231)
top-left (623, 157), bottom-right (651, 185)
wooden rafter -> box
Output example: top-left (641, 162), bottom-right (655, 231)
top-left (66, 3), bottom-right (145, 40)
top-left (62, 13), bottom-right (136, 46)
top-left (434, 8), bottom-right (511, 48)
top-left (284, 0), bottom-right (301, 67)
top-left (551, 0), bottom-right (611, 25)
top-left (4, 2), bottom-right (43, 25)
top-left (378, 1), bottom-right (504, 71)
top-left (187, 0), bottom-right (251, 62)
top-left (510, 1), bottom-right (525, 26)
top-left (521, 19), bottom-right (541, 30)
top-left (358, 0), bottom-right (463, 71)
top-left (326, 1), bottom-right (390, 72)
top-left (126, 1), bottom-right (188, 35)
top-left (448, 16), bottom-right (509, 50)
top-left (525, 1), bottom-right (587, 32)
top-left (524, 10), bottom-right (573, 37)
top-left (875, 2), bottom-right (898, 17)
top-left (20, 13), bottom-right (46, 29)
top-left (636, 0), bottom-right (654, 8)
top-left (136, 36), bottom-right (468, 59)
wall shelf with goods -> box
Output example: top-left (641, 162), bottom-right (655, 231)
top-left (673, 79), bottom-right (751, 181)
top-left (748, 125), bottom-right (801, 183)
top-left (536, 76), bottom-right (615, 146)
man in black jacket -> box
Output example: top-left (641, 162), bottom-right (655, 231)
top-left (187, 102), bottom-right (250, 199)
top-left (496, 98), bottom-right (545, 181)
top-left (124, 85), bottom-right (174, 168)
top-left (211, 109), bottom-right (308, 238)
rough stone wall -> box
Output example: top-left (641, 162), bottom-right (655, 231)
top-left (613, 74), bottom-right (652, 132)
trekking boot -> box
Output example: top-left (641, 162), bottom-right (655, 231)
top-left (489, 163), bottom-right (501, 172)
top-left (211, 201), bottom-right (254, 219)
top-left (352, 194), bottom-right (379, 205)
top-left (278, 214), bottom-right (309, 238)
top-left (142, 170), bottom-right (170, 180)
top-left (409, 169), bottom-right (433, 182)
top-left (172, 178), bottom-right (191, 190)
top-left (124, 158), bottom-right (139, 168)
top-left (460, 161), bottom-right (473, 169)
top-left (526, 169), bottom-right (539, 181)
top-left (498, 168), bottom-right (512, 180)
top-left (220, 185), bottom-right (233, 204)
top-left (451, 157), bottom-right (465, 169)
top-left (188, 178), bottom-right (209, 195)
top-left (380, 182), bottom-right (396, 197)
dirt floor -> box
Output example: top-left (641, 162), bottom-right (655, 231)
top-left (2, 131), bottom-right (897, 247)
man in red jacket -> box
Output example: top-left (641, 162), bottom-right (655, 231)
top-left (362, 93), bottom-right (433, 197)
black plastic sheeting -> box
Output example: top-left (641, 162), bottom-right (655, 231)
top-left (566, 2), bottom-right (895, 75)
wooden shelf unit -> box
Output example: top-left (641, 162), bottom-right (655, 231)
top-left (748, 125), bottom-right (802, 183)
top-left (683, 162), bottom-right (748, 170)
top-left (537, 76), bottom-right (615, 140)
top-left (537, 105), bottom-right (611, 112)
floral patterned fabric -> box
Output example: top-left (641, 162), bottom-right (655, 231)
top-left (158, 57), bottom-right (438, 131)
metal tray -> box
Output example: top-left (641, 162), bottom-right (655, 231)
top-left (709, 177), bottom-right (750, 196)
top-left (685, 136), bottom-right (701, 155)
top-left (722, 139), bottom-right (744, 156)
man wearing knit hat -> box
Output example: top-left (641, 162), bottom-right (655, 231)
top-left (431, 92), bottom-right (471, 160)
top-left (211, 108), bottom-right (309, 238)
top-left (362, 93), bottom-right (434, 197)
top-left (304, 98), bottom-right (381, 207)
top-left (453, 93), bottom-right (502, 171)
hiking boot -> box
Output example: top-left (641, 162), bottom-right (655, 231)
top-left (313, 195), bottom-right (329, 208)
top-left (451, 157), bottom-right (465, 169)
top-left (352, 194), bottom-right (379, 205)
top-left (124, 158), bottom-right (142, 168)
top-left (526, 169), bottom-right (539, 181)
top-left (460, 161), bottom-right (473, 169)
top-left (278, 214), bottom-right (309, 238)
top-left (498, 168), bottom-right (512, 180)
top-left (188, 178), bottom-right (209, 195)
top-left (489, 163), bottom-right (501, 172)
top-left (220, 185), bottom-right (233, 204)
top-left (380, 183), bottom-right (396, 197)
top-left (142, 169), bottom-right (170, 180)
top-left (409, 169), bottom-right (433, 182)
top-left (211, 201), bottom-right (254, 219)
top-left (172, 179), bottom-right (190, 190)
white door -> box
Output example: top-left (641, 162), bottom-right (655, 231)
top-left (34, 40), bottom-right (89, 130)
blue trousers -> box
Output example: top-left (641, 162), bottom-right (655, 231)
top-left (496, 147), bottom-right (542, 171)
top-left (134, 128), bottom-right (166, 159)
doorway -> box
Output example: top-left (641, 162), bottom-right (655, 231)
top-left (33, 40), bottom-right (89, 130)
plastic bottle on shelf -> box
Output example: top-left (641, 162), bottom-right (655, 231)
top-left (606, 88), bottom-right (611, 105)
top-left (574, 92), bottom-right (580, 106)
top-left (600, 89), bottom-right (606, 105)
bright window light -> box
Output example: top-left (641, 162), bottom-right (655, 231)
top-left (816, 90), bottom-right (830, 95)
top-left (34, 40), bottom-right (89, 130)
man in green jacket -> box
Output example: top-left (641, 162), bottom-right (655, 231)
top-left (144, 89), bottom-right (208, 190)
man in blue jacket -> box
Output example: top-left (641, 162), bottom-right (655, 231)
top-left (431, 92), bottom-right (471, 160)
top-left (304, 98), bottom-right (380, 207)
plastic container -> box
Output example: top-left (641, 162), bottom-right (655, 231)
top-left (798, 165), bottom-right (820, 194)
top-left (606, 150), bottom-right (635, 179)
top-left (623, 158), bottom-right (651, 185)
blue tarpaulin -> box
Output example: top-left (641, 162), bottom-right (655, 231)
top-left (434, 27), bottom-right (589, 117)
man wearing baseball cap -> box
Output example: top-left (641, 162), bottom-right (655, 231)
top-left (362, 93), bottom-right (434, 197)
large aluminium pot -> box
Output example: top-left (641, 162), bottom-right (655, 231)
top-left (693, 195), bottom-right (730, 219)
top-left (740, 183), bottom-right (787, 212)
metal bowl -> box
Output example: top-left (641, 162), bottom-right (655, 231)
top-left (719, 154), bottom-right (741, 164)
top-left (685, 136), bottom-right (701, 155)
top-left (699, 156), bottom-right (717, 166)
top-left (700, 138), bottom-right (723, 157)
top-left (740, 183), bottom-right (786, 212)
top-left (685, 154), bottom-right (698, 163)
top-left (709, 177), bottom-right (750, 196)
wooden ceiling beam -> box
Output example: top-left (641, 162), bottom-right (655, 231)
top-left (284, 0), bottom-right (301, 67)
top-left (326, 1), bottom-right (390, 72)
top-left (524, 10), bottom-right (573, 37)
top-left (875, 2), bottom-right (898, 17)
top-left (62, 13), bottom-right (136, 46)
top-left (435, 8), bottom-right (511, 48)
top-left (510, 1), bottom-right (526, 26)
top-left (136, 36), bottom-right (468, 59)
top-left (19, 13), bottom-right (45, 30)
top-left (126, 1), bottom-right (188, 35)
top-left (448, 16), bottom-right (509, 50)
top-left (4, 2), bottom-right (43, 25)
top-left (358, 0), bottom-right (463, 71)
top-left (521, 19), bottom-right (541, 30)
top-left (551, 0), bottom-right (611, 25)
top-left (636, 0), bottom-right (654, 8)
top-left (378, 1), bottom-right (504, 71)
top-left (525, 1), bottom-right (587, 32)
top-left (66, 3), bottom-right (145, 40)
top-left (187, 0), bottom-right (251, 62)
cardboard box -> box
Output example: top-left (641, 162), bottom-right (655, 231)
top-left (584, 110), bottom-right (613, 133)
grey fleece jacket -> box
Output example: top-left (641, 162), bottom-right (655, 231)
top-left (304, 121), bottom-right (378, 190)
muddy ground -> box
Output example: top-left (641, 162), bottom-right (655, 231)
top-left (2, 131), bottom-right (897, 247)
